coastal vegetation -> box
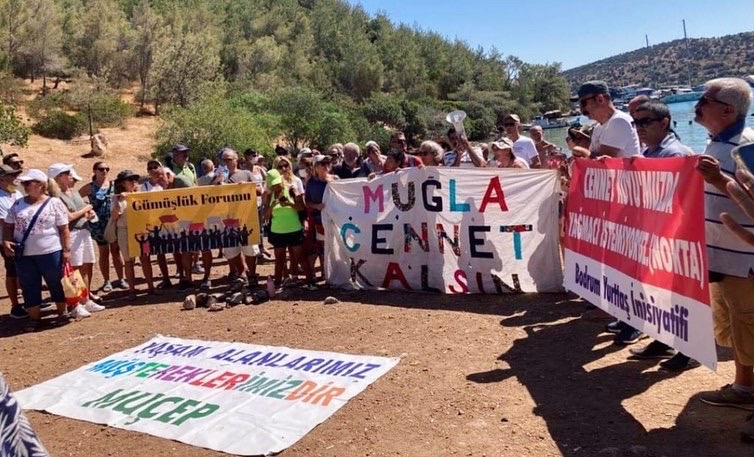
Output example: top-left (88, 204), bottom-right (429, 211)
top-left (0, 0), bottom-right (571, 160)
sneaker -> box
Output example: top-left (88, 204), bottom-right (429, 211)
top-left (112, 279), bottom-right (129, 290)
top-left (700, 384), bottom-right (754, 410)
top-left (83, 300), bottom-right (106, 313)
top-left (200, 279), bottom-right (211, 291)
top-left (629, 341), bottom-right (676, 359)
top-left (301, 283), bottom-right (318, 291)
top-left (39, 302), bottom-right (56, 312)
top-left (69, 304), bottom-right (91, 319)
top-left (89, 293), bottom-right (103, 304)
top-left (178, 280), bottom-right (194, 292)
top-left (192, 264), bottom-right (205, 274)
top-left (101, 281), bottom-right (113, 292)
top-left (613, 326), bottom-right (645, 345)
top-left (9, 307), bottom-right (28, 319)
top-left (227, 271), bottom-right (240, 282)
top-left (605, 320), bottom-right (622, 334)
top-left (659, 353), bottom-right (701, 371)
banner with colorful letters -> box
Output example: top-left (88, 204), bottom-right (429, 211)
top-left (16, 336), bottom-right (399, 456)
top-left (322, 168), bottom-right (564, 293)
top-left (563, 157), bottom-right (716, 369)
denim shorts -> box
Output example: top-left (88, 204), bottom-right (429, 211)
top-left (15, 250), bottom-right (65, 308)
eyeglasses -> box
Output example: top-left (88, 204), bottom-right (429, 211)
top-left (578, 95), bottom-right (598, 107)
top-left (96, 167), bottom-right (110, 172)
top-left (9, 160), bottom-right (23, 166)
top-left (503, 122), bottom-right (517, 127)
top-left (633, 117), bottom-right (663, 128)
top-left (697, 95), bottom-right (731, 107)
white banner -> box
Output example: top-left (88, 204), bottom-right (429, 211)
top-left (322, 168), bottom-right (563, 293)
top-left (16, 336), bottom-right (400, 456)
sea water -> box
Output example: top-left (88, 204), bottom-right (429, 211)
top-left (543, 100), bottom-right (754, 154)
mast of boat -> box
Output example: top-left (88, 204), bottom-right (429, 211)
top-left (645, 34), bottom-right (653, 88)
top-left (683, 19), bottom-right (692, 87)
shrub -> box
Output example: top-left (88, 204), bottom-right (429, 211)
top-left (26, 92), bottom-right (70, 120)
top-left (71, 94), bottom-right (133, 128)
top-left (32, 111), bottom-right (87, 140)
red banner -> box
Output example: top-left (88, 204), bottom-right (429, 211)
top-left (564, 157), bottom-right (715, 369)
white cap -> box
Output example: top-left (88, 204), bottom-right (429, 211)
top-left (48, 163), bottom-right (83, 181)
top-left (17, 168), bottom-right (48, 182)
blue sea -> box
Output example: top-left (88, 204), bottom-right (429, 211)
top-left (542, 100), bottom-right (754, 154)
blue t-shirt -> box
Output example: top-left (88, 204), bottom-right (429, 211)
top-left (305, 177), bottom-right (328, 224)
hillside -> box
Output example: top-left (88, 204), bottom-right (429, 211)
top-left (562, 31), bottom-right (754, 88)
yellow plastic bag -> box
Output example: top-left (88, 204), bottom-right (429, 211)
top-left (61, 263), bottom-right (88, 306)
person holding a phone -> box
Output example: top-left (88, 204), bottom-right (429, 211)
top-left (693, 78), bottom-right (754, 413)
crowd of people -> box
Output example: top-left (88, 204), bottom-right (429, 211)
top-left (3, 76), bottom-right (754, 438)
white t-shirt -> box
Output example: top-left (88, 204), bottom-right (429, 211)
top-left (512, 136), bottom-right (539, 165)
top-left (590, 110), bottom-right (641, 158)
top-left (5, 197), bottom-right (69, 256)
top-left (139, 181), bottom-right (163, 192)
top-left (0, 188), bottom-right (23, 243)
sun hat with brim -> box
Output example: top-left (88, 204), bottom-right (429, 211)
top-left (17, 169), bottom-right (48, 182)
top-left (266, 169), bottom-right (282, 187)
top-left (0, 164), bottom-right (22, 177)
top-left (172, 144), bottom-right (190, 154)
top-left (115, 170), bottom-right (140, 182)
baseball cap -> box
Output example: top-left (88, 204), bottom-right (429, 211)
top-left (299, 147), bottom-right (313, 157)
top-left (491, 138), bottom-right (515, 150)
top-left (572, 80), bottom-right (610, 101)
top-left (503, 114), bottom-right (521, 124)
top-left (0, 164), bottom-right (22, 177)
top-left (314, 155), bottom-right (332, 165)
top-left (17, 169), bottom-right (48, 182)
top-left (48, 163), bottom-right (83, 181)
top-left (172, 144), bottom-right (190, 154)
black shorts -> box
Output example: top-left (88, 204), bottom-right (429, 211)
top-left (269, 230), bottom-right (305, 249)
top-left (1, 251), bottom-right (17, 278)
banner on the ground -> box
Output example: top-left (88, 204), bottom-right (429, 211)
top-left (15, 336), bottom-right (399, 456)
top-left (125, 184), bottom-right (259, 258)
top-left (322, 168), bottom-right (563, 293)
top-left (563, 157), bottom-right (716, 369)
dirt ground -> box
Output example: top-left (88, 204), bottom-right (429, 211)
top-left (2, 81), bottom-right (754, 457)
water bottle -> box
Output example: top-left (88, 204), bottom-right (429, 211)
top-left (216, 165), bottom-right (229, 183)
top-left (266, 276), bottom-right (276, 298)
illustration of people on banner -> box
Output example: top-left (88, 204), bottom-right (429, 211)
top-left (125, 184), bottom-right (260, 259)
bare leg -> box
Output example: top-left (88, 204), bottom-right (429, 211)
top-left (201, 251), bottom-right (212, 281)
top-left (274, 247), bottom-right (286, 285)
top-left (124, 260), bottom-right (136, 298)
top-left (156, 254), bottom-right (170, 282)
top-left (139, 255), bottom-right (156, 290)
top-left (110, 242), bottom-right (124, 281)
top-left (98, 244), bottom-right (110, 283)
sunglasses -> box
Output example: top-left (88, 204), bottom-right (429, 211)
top-left (633, 117), bottom-right (663, 128)
top-left (9, 160), bottom-right (23, 166)
top-left (277, 163), bottom-right (290, 169)
top-left (697, 95), bottom-right (731, 107)
top-left (96, 167), bottom-right (110, 172)
top-left (578, 95), bottom-right (598, 107)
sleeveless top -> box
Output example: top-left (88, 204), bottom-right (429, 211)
top-left (59, 190), bottom-right (89, 231)
top-left (89, 180), bottom-right (114, 242)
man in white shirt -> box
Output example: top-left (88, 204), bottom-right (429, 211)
top-left (573, 80), bottom-right (640, 158)
top-left (0, 165), bottom-right (24, 319)
top-left (501, 114), bottom-right (541, 167)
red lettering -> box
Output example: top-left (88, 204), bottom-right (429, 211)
top-left (448, 270), bottom-right (468, 294)
top-left (381, 262), bottom-right (411, 290)
top-left (479, 176), bottom-right (508, 212)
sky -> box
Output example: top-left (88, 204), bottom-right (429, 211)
top-left (347, 0), bottom-right (754, 70)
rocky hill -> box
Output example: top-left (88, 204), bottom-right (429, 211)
top-left (562, 31), bottom-right (754, 89)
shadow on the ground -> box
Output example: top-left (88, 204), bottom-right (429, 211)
top-left (463, 303), bottom-right (746, 457)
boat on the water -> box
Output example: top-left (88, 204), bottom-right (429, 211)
top-left (530, 110), bottom-right (581, 130)
top-left (661, 87), bottom-right (702, 104)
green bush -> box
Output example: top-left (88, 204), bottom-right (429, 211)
top-left (32, 111), bottom-right (87, 140)
top-left (72, 94), bottom-right (133, 128)
top-left (155, 97), bottom-right (280, 163)
top-left (26, 92), bottom-right (70, 120)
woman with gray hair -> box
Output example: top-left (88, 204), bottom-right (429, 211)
top-left (364, 141), bottom-right (384, 174)
top-left (417, 141), bottom-right (444, 166)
